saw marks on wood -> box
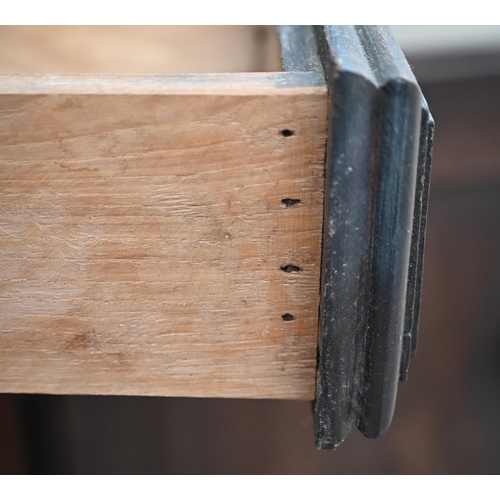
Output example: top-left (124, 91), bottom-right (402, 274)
top-left (0, 74), bottom-right (327, 399)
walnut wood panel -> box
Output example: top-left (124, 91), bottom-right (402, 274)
top-left (0, 26), bottom-right (281, 74)
top-left (0, 73), bottom-right (327, 400)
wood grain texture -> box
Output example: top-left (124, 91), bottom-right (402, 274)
top-left (0, 74), bottom-right (327, 400)
top-left (0, 26), bottom-right (282, 74)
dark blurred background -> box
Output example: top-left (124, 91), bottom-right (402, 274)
top-left (1, 26), bottom-right (500, 474)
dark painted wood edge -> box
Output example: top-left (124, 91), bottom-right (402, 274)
top-left (410, 101), bottom-right (435, 356)
top-left (315, 26), bottom-right (380, 449)
top-left (276, 26), bottom-right (323, 73)
top-left (277, 26), bottom-right (433, 450)
top-left (400, 98), bottom-right (435, 379)
top-left (401, 101), bottom-right (429, 375)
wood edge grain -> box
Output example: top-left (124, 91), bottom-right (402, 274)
top-left (0, 72), bottom-right (326, 96)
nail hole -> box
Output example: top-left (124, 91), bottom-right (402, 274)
top-left (281, 265), bottom-right (301, 273)
top-left (281, 198), bottom-right (301, 208)
top-left (282, 313), bottom-right (295, 322)
top-left (280, 129), bottom-right (294, 137)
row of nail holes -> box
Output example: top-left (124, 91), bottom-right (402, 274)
top-left (280, 129), bottom-right (300, 323)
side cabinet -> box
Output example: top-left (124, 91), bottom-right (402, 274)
top-left (0, 25), bottom-right (433, 449)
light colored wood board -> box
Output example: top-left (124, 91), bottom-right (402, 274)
top-left (0, 26), bottom-right (282, 74)
top-left (0, 80), bottom-right (327, 400)
top-left (0, 72), bottom-right (324, 95)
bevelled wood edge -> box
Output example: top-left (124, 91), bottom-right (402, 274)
top-left (400, 99), bottom-right (435, 379)
top-left (410, 100), bottom-right (435, 358)
top-left (307, 25), bottom-right (434, 449)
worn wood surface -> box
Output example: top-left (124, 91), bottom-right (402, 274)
top-left (0, 73), bottom-right (327, 399)
top-left (0, 26), bottom-right (281, 74)
top-left (309, 26), bottom-right (428, 449)
top-left (3, 74), bottom-right (500, 475)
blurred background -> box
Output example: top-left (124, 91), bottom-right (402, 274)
top-left (1, 25), bottom-right (500, 474)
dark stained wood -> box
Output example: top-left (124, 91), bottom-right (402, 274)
top-left (277, 26), bottom-right (323, 73)
top-left (310, 25), bottom-right (432, 449)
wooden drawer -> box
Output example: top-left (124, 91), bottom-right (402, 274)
top-left (0, 26), bottom-right (433, 449)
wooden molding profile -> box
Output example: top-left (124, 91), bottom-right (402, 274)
top-left (0, 26), bottom-right (433, 449)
